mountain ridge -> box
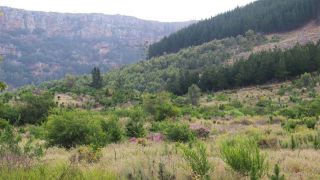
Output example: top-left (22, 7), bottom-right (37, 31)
top-left (0, 6), bottom-right (193, 87)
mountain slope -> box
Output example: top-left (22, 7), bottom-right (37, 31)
top-left (0, 6), bottom-right (192, 87)
top-left (148, 0), bottom-right (320, 58)
top-left (41, 21), bottom-right (320, 98)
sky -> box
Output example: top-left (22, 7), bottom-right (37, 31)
top-left (0, 0), bottom-right (257, 22)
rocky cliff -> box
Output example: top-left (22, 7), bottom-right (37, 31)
top-left (0, 6), bottom-right (192, 87)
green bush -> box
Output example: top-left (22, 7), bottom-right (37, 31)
top-left (18, 91), bottom-right (56, 125)
top-left (166, 124), bottom-right (194, 142)
top-left (0, 124), bottom-right (44, 168)
top-left (45, 109), bottom-right (107, 148)
top-left (180, 141), bottom-right (211, 179)
top-left (143, 92), bottom-right (180, 121)
top-left (0, 119), bottom-right (9, 129)
top-left (282, 119), bottom-right (300, 131)
top-left (0, 104), bottom-right (21, 124)
top-left (27, 125), bottom-right (46, 139)
top-left (220, 136), bottom-right (268, 180)
top-left (126, 107), bottom-right (146, 138)
top-left (303, 117), bottom-right (317, 129)
top-left (101, 116), bottom-right (124, 143)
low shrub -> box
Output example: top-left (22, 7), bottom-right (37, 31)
top-left (282, 119), bottom-right (300, 131)
top-left (166, 124), bottom-right (195, 142)
top-left (45, 109), bottom-right (107, 148)
top-left (0, 118), bottom-right (9, 129)
top-left (180, 141), bottom-right (211, 179)
top-left (0, 125), bottom-right (44, 168)
top-left (101, 116), bottom-right (124, 143)
top-left (220, 136), bottom-right (268, 180)
top-left (303, 117), bottom-right (317, 129)
top-left (270, 164), bottom-right (285, 180)
top-left (126, 119), bottom-right (146, 138)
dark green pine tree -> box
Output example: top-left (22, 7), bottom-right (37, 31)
top-left (90, 67), bottom-right (103, 89)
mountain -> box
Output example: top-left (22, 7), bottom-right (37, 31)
top-left (148, 0), bottom-right (320, 58)
top-left (0, 6), bottom-right (192, 87)
top-left (41, 21), bottom-right (320, 98)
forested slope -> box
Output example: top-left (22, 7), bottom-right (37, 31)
top-left (148, 0), bottom-right (320, 58)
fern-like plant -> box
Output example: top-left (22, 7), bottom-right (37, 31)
top-left (220, 136), bottom-right (268, 180)
top-left (180, 141), bottom-right (211, 179)
top-left (270, 164), bottom-right (284, 180)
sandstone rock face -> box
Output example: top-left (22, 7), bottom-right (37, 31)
top-left (0, 6), bottom-right (193, 87)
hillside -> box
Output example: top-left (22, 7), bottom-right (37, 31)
top-left (148, 0), bottom-right (320, 58)
top-left (2, 0), bottom-right (320, 179)
top-left (41, 21), bottom-right (320, 98)
top-left (0, 6), bottom-right (192, 87)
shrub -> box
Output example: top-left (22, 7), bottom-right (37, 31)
top-left (282, 119), bottom-right (300, 131)
top-left (0, 125), bottom-right (44, 168)
top-left (18, 91), bottom-right (56, 125)
top-left (0, 119), bottom-right (9, 129)
top-left (220, 136), bottom-right (268, 180)
top-left (27, 125), bottom-right (46, 139)
top-left (126, 120), bottom-right (146, 138)
top-left (143, 92), bottom-right (180, 121)
top-left (270, 164), bottom-right (284, 180)
top-left (187, 84), bottom-right (201, 106)
top-left (303, 117), bottom-right (317, 129)
top-left (45, 109), bottom-right (107, 148)
top-left (180, 141), bottom-right (211, 179)
top-left (314, 132), bottom-right (320, 150)
top-left (166, 124), bottom-right (194, 142)
top-left (0, 104), bottom-right (20, 124)
top-left (101, 116), bottom-right (124, 143)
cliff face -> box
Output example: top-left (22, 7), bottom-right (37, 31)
top-left (0, 6), bottom-right (192, 87)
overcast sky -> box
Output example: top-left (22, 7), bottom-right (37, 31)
top-left (0, 0), bottom-right (256, 22)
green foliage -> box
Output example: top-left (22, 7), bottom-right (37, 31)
top-left (148, 0), bottom-right (319, 58)
top-left (282, 119), bottom-right (300, 132)
top-left (143, 92), bottom-right (179, 121)
top-left (180, 141), bottom-right (211, 179)
top-left (101, 116), bottom-right (124, 143)
top-left (0, 118), bottom-right (9, 129)
top-left (18, 91), bottom-right (56, 125)
top-left (45, 109), bottom-right (107, 148)
top-left (187, 84), bottom-right (201, 106)
top-left (303, 117), bottom-right (317, 129)
top-left (126, 108), bottom-right (146, 138)
top-left (294, 73), bottom-right (315, 89)
top-left (90, 67), bottom-right (103, 89)
top-left (0, 124), bottom-right (44, 167)
top-left (220, 136), bottom-right (268, 180)
top-left (200, 42), bottom-right (320, 92)
top-left (270, 164), bottom-right (285, 180)
top-left (166, 123), bottom-right (194, 142)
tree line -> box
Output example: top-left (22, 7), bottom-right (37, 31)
top-left (148, 0), bottom-right (320, 58)
top-left (197, 41), bottom-right (320, 92)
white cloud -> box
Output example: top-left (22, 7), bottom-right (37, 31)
top-left (0, 0), bottom-right (256, 22)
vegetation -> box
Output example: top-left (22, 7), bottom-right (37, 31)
top-left (148, 0), bottom-right (320, 58)
top-left (180, 141), bottom-right (211, 179)
top-left (220, 136), bottom-right (268, 180)
top-left (2, 0), bottom-right (320, 179)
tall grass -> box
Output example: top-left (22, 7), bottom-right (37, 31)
top-left (0, 163), bottom-right (117, 180)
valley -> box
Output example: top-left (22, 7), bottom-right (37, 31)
top-left (1, 0), bottom-right (320, 179)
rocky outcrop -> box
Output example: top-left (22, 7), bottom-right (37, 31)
top-left (0, 6), bottom-right (193, 87)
